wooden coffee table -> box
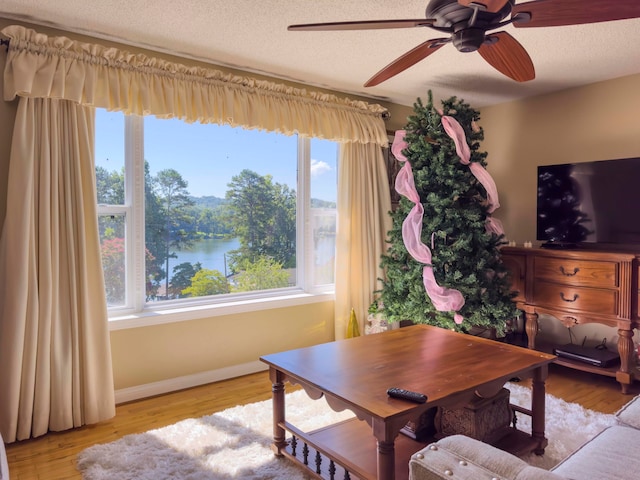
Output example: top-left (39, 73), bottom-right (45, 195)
top-left (260, 325), bottom-right (556, 480)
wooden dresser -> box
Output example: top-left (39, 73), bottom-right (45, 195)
top-left (501, 246), bottom-right (640, 393)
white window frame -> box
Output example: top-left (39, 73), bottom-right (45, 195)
top-left (98, 114), bottom-right (336, 330)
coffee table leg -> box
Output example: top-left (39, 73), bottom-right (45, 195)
top-left (530, 365), bottom-right (548, 455)
top-left (269, 367), bottom-right (287, 456)
top-left (377, 439), bottom-right (395, 480)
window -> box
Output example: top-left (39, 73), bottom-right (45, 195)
top-left (95, 109), bottom-right (337, 318)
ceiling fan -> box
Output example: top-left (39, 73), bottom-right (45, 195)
top-left (288, 0), bottom-right (640, 86)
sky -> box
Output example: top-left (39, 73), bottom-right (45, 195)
top-left (94, 109), bottom-right (338, 202)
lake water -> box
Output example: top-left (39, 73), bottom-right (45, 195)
top-left (168, 234), bottom-right (336, 283)
top-left (168, 237), bottom-right (241, 279)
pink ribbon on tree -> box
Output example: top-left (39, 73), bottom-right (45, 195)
top-left (441, 116), bottom-right (504, 236)
top-left (392, 130), bottom-right (465, 324)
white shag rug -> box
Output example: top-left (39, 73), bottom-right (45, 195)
top-left (77, 383), bottom-right (617, 479)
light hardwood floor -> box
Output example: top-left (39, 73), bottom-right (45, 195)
top-left (5, 365), bottom-right (640, 479)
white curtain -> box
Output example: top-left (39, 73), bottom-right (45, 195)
top-left (0, 97), bottom-right (115, 442)
top-left (335, 143), bottom-right (392, 339)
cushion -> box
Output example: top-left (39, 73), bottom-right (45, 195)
top-left (615, 394), bottom-right (640, 430)
top-left (552, 425), bottom-right (640, 480)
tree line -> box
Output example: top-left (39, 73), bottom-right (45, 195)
top-left (97, 164), bottom-right (317, 304)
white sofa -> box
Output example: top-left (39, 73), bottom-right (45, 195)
top-left (409, 395), bottom-right (640, 480)
top-left (0, 433), bottom-right (8, 480)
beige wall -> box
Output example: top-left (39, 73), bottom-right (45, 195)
top-left (385, 103), bottom-right (414, 134)
top-left (111, 302), bottom-right (334, 390)
top-left (481, 75), bottom-right (640, 244)
top-left (480, 75), bottom-right (640, 347)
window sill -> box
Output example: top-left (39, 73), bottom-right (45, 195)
top-left (108, 291), bottom-right (335, 331)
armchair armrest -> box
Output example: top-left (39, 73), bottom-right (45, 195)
top-left (615, 394), bottom-right (640, 430)
top-left (410, 435), bottom-right (565, 480)
top-left (1, 432), bottom-right (9, 480)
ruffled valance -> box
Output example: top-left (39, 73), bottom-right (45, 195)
top-left (1, 25), bottom-right (388, 146)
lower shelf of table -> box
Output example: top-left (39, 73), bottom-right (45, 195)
top-left (278, 415), bottom-right (545, 480)
top-left (492, 426), bottom-right (548, 457)
top-left (278, 417), bottom-right (425, 479)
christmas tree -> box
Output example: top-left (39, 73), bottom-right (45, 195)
top-left (372, 92), bottom-right (518, 336)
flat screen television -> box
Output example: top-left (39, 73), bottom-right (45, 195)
top-left (537, 157), bottom-right (640, 248)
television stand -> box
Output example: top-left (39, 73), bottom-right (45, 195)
top-left (540, 242), bottom-right (579, 249)
top-left (501, 246), bottom-right (639, 393)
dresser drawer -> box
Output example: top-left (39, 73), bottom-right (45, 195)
top-left (533, 257), bottom-right (618, 288)
top-left (532, 281), bottom-right (618, 315)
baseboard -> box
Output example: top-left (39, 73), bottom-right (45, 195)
top-left (114, 360), bottom-right (268, 404)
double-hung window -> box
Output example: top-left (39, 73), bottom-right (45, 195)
top-left (95, 109), bottom-right (337, 320)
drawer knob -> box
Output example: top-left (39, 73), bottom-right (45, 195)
top-left (559, 266), bottom-right (580, 276)
top-left (560, 292), bottom-right (579, 303)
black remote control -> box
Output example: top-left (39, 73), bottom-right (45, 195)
top-left (387, 387), bottom-right (427, 404)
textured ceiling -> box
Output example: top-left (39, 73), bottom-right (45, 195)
top-left (2, 0), bottom-right (640, 108)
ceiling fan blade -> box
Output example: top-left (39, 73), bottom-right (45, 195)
top-left (288, 19), bottom-right (435, 31)
top-left (512, 0), bottom-right (640, 28)
top-left (478, 31), bottom-right (535, 82)
top-left (457, 0), bottom-right (510, 14)
top-left (364, 38), bottom-right (448, 87)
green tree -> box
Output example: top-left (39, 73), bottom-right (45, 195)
top-left (96, 165), bottom-right (124, 204)
top-left (270, 183), bottom-right (296, 267)
top-left (231, 256), bottom-right (290, 292)
top-left (96, 170), bottom-right (126, 304)
top-left (372, 93), bottom-right (517, 335)
top-left (152, 168), bottom-right (196, 298)
top-left (100, 236), bottom-right (125, 304)
top-left (225, 169), bottom-right (296, 270)
top-left (169, 262), bottom-right (202, 298)
top-left (144, 161), bottom-right (169, 299)
top-left (144, 248), bottom-right (162, 300)
top-left (197, 206), bottom-right (232, 238)
top-left (182, 268), bottom-right (229, 297)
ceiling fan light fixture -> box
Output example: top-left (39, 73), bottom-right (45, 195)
top-left (452, 28), bottom-right (486, 52)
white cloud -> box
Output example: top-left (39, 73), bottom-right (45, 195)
top-left (310, 159), bottom-right (331, 177)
